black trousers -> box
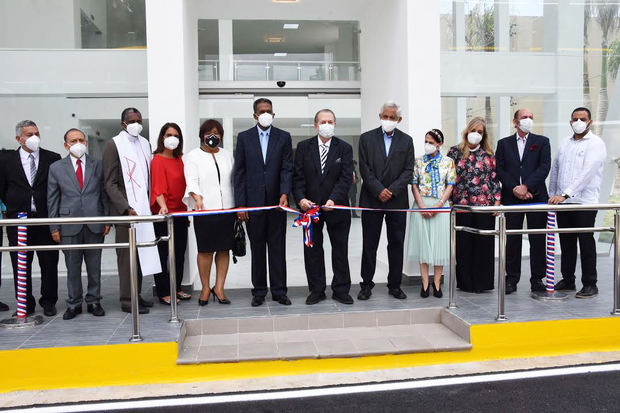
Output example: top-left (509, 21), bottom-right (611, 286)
top-left (505, 210), bottom-right (547, 286)
top-left (360, 210), bottom-right (406, 290)
top-left (246, 209), bottom-right (287, 298)
top-left (115, 224), bottom-right (143, 307)
top-left (304, 209), bottom-right (351, 294)
top-left (557, 210), bottom-right (598, 287)
top-left (153, 217), bottom-right (188, 298)
top-left (455, 212), bottom-right (495, 292)
top-left (7, 216), bottom-right (59, 311)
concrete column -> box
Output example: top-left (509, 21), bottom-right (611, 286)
top-left (145, 0), bottom-right (199, 147)
top-left (453, 0), bottom-right (465, 51)
top-left (494, 0), bottom-right (510, 52)
top-left (455, 97), bottom-right (468, 144)
top-left (146, 0), bottom-right (200, 287)
top-left (496, 96), bottom-right (512, 142)
top-left (218, 19), bottom-right (234, 81)
top-left (222, 117), bottom-right (233, 150)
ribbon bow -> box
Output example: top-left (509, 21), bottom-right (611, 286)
top-left (423, 152), bottom-right (442, 198)
top-left (292, 206), bottom-right (321, 247)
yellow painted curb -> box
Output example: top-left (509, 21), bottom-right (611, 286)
top-left (1, 317), bottom-right (620, 394)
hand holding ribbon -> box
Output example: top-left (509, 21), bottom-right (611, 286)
top-left (292, 206), bottom-right (321, 247)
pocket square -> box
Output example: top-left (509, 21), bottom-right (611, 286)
top-left (335, 158), bottom-right (342, 163)
top-left (529, 144), bottom-right (539, 151)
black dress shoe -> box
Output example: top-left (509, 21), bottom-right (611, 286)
top-left (306, 291), bottom-right (326, 305)
top-left (357, 288), bottom-right (372, 300)
top-left (139, 297), bottom-right (154, 308)
top-left (332, 292), bottom-right (354, 305)
top-left (420, 284), bottom-right (430, 298)
top-left (0, 301), bottom-right (9, 312)
top-left (43, 304), bottom-right (57, 317)
top-left (388, 288), bottom-right (407, 299)
top-left (87, 303), bottom-right (105, 316)
top-left (576, 285), bottom-right (598, 298)
top-left (251, 296), bottom-right (265, 307)
top-left (121, 305), bottom-right (149, 314)
top-left (530, 279), bottom-right (546, 292)
top-left (555, 279), bottom-right (576, 291)
top-left (62, 306), bottom-right (82, 320)
top-left (505, 283), bottom-right (517, 295)
top-left (273, 295), bottom-right (292, 305)
top-left (432, 283), bottom-right (443, 298)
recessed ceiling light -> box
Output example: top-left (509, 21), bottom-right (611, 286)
top-left (283, 23), bottom-right (299, 29)
top-left (272, 0), bottom-right (299, 3)
top-left (300, 123), bottom-right (314, 127)
top-left (265, 36), bottom-right (284, 43)
top-left (274, 52), bottom-right (288, 56)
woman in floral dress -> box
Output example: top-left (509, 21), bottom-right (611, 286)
top-left (447, 117), bottom-right (501, 293)
top-left (408, 129), bottom-right (455, 298)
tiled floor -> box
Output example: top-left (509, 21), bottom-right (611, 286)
top-left (177, 309), bottom-right (471, 363)
top-left (0, 253), bottom-right (616, 350)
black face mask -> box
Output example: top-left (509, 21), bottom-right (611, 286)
top-left (204, 134), bottom-right (220, 148)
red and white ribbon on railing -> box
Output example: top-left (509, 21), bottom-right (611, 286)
top-left (290, 206), bottom-right (321, 247)
top-left (545, 211), bottom-right (557, 293)
top-left (16, 212), bottom-right (28, 320)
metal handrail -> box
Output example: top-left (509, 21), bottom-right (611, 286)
top-left (448, 204), bottom-right (620, 321)
top-left (0, 214), bottom-right (180, 340)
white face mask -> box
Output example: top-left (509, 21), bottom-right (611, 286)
top-left (381, 119), bottom-right (399, 133)
top-left (467, 132), bottom-right (483, 145)
top-left (424, 142), bottom-right (437, 156)
top-left (257, 113), bottom-right (273, 128)
top-left (163, 136), bottom-right (180, 150)
top-left (25, 135), bottom-right (40, 152)
top-left (125, 122), bottom-right (143, 137)
top-left (318, 123), bottom-right (335, 139)
top-left (69, 142), bottom-right (87, 158)
top-left (571, 120), bottom-right (588, 135)
top-left (518, 118), bottom-right (533, 134)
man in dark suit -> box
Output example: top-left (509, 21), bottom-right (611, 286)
top-left (234, 98), bottom-right (293, 307)
top-left (48, 129), bottom-right (110, 320)
top-left (495, 108), bottom-right (551, 294)
top-left (0, 120), bottom-right (61, 316)
top-left (358, 101), bottom-right (415, 300)
top-left (293, 109), bottom-right (354, 305)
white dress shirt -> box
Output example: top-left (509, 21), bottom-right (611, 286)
top-left (70, 154), bottom-right (86, 181)
top-left (19, 147), bottom-right (39, 211)
top-left (549, 130), bottom-right (607, 204)
top-left (515, 132), bottom-right (529, 161)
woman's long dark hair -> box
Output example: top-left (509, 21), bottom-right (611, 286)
top-left (154, 122), bottom-right (183, 158)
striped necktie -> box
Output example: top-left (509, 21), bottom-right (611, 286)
top-left (320, 143), bottom-right (328, 174)
top-left (28, 154), bottom-right (36, 185)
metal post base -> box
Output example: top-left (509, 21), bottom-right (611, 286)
top-left (0, 315), bottom-right (44, 328)
top-left (611, 310), bottom-right (620, 316)
top-left (129, 335), bottom-right (143, 342)
top-left (168, 317), bottom-right (182, 325)
top-left (496, 315), bottom-right (508, 322)
top-left (531, 291), bottom-right (569, 301)
top-left (447, 304), bottom-right (457, 310)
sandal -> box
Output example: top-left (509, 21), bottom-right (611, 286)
top-left (177, 291), bottom-right (192, 300)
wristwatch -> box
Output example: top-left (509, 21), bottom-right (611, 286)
top-left (561, 193), bottom-right (570, 199)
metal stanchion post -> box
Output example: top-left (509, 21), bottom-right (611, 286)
top-left (168, 217), bottom-right (181, 324)
top-left (448, 209), bottom-right (457, 309)
top-left (497, 212), bottom-right (507, 321)
top-left (128, 225), bottom-right (143, 342)
top-left (613, 210), bottom-right (620, 315)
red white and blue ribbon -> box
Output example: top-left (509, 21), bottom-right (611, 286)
top-left (291, 206), bottom-right (321, 247)
top-left (16, 212), bottom-right (28, 320)
top-left (545, 211), bottom-right (557, 293)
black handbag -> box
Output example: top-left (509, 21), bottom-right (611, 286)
top-left (232, 219), bottom-right (246, 264)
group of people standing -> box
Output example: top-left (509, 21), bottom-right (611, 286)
top-left (0, 100), bottom-right (607, 320)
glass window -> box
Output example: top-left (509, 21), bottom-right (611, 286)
top-left (198, 20), bottom-right (219, 80)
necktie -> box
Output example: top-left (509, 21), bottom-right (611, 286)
top-left (76, 159), bottom-right (83, 190)
top-left (260, 132), bottom-right (268, 162)
top-left (320, 144), bottom-right (328, 174)
top-left (28, 154), bottom-right (36, 185)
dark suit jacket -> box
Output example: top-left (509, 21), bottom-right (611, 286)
top-left (233, 125), bottom-right (293, 207)
top-left (47, 155), bottom-right (108, 236)
top-left (358, 127), bottom-right (415, 209)
top-left (102, 138), bottom-right (131, 217)
top-left (293, 136), bottom-right (353, 206)
top-left (495, 133), bottom-right (551, 204)
top-left (0, 147), bottom-right (61, 218)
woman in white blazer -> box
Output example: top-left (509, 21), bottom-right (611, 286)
top-left (184, 120), bottom-right (235, 306)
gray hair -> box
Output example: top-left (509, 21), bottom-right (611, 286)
top-left (63, 128), bottom-right (86, 142)
top-left (15, 120), bottom-right (37, 137)
top-left (314, 109), bottom-right (336, 124)
top-left (380, 101), bottom-right (402, 118)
